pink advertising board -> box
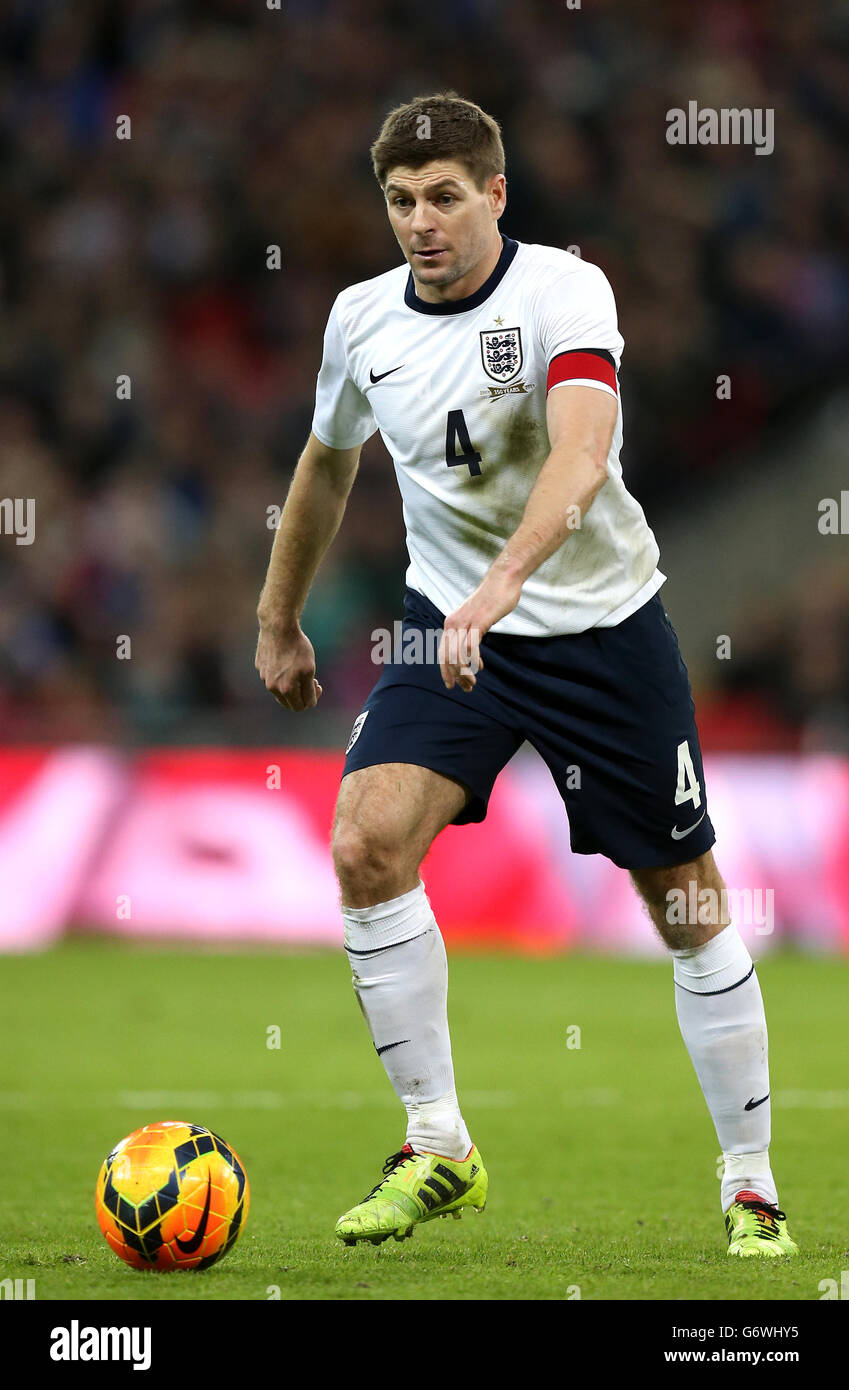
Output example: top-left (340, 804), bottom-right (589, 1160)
top-left (1, 747), bottom-right (847, 954)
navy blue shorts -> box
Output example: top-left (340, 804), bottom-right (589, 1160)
top-left (342, 585), bottom-right (716, 870)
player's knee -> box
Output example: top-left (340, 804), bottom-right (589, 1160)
top-left (631, 853), bottom-right (730, 948)
top-left (630, 865), bottom-right (677, 915)
top-left (632, 852), bottom-right (719, 906)
top-left (331, 819), bottom-right (406, 900)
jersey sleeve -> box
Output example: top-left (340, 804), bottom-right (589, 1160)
top-left (535, 262), bottom-right (623, 400)
top-left (310, 295), bottom-right (378, 449)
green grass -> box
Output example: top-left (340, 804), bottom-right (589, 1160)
top-left (0, 942), bottom-right (846, 1300)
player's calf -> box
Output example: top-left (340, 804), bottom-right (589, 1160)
top-left (631, 850), bottom-right (794, 1253)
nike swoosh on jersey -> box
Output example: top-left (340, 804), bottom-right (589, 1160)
top-left (670, 810), bottom-right (707, 840)
top-left (369, 364), bottom-right (405, 383)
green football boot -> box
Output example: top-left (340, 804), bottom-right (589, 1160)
top-left (335, 1142), bottom-right (487, 1246)
top-left (725, 1190), bottom-right (799, 1258)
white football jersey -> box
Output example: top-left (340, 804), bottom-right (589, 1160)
top-left (311, 235), bottom-right (663, 636)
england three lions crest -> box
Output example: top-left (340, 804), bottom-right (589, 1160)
top-left (480, 327), bottom-right (523, 383)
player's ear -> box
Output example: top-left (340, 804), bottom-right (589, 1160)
top-left (489, 173), bottom-right (507, 217)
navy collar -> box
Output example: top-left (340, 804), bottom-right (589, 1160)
top-left (404, 235), bottom-right (519, 315)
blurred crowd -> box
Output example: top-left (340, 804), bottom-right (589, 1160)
top-left (1, 0), bottom-right (848, 746)
top-left (698, 554), bottom-right (849, 754)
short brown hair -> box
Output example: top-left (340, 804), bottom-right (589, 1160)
top-left (370, 91), bottom-right (505, 191)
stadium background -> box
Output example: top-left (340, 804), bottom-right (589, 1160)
top-left (3, 0), bottom-right (849, 1313)
top-left (1, 0), bottom-right (848, 954)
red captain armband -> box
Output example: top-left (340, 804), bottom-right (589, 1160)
top-left (546, 349), bottom-right (618, 395)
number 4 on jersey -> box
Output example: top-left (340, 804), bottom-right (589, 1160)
top-left (445, 409), bottom-right (482, 476)
top-left (675, 739), bottom-right (702, 809)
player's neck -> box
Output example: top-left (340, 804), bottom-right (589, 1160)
top-left (412, 232), bottom-right (504, 305)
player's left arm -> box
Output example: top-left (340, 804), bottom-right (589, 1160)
top-left (439, 383), bottom-right (616, 690)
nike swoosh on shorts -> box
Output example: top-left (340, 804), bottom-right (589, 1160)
top-left (670, 810), bottom-right (707, 840)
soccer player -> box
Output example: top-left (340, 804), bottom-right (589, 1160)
top-left (255, 94), bottom-right (797, 1258)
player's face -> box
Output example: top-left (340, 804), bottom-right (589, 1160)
top-left (384, 160), bottom-right (506, 301)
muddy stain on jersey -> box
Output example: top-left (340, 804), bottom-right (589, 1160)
top-left (452, 404), bottom-right (548, 546)
top-left (436, 400), bottom-right (604, 587)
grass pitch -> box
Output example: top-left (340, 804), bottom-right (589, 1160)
top-left (0, 942), bottom-right (845, 1301)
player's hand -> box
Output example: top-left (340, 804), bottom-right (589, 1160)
top-left (440, 568), bottom-right (523, 692)
top-left (255, 619), bottom-right (322, 711)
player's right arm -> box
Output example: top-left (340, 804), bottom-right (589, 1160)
top-left (256, 292), bottom-right (377, 711)
top-left (255, 431), bottom-right (361, 712)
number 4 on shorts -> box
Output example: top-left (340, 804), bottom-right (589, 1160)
top-left (675, 739), bottom-right (702, 809)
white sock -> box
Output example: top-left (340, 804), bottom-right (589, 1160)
top-left (342, 881), bottom-right (472, 1161)
top-left (671, 923), bottom-right (778, 1211)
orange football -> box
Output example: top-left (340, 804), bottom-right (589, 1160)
top-left (95, 1121), bottom-right (249, 1270)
